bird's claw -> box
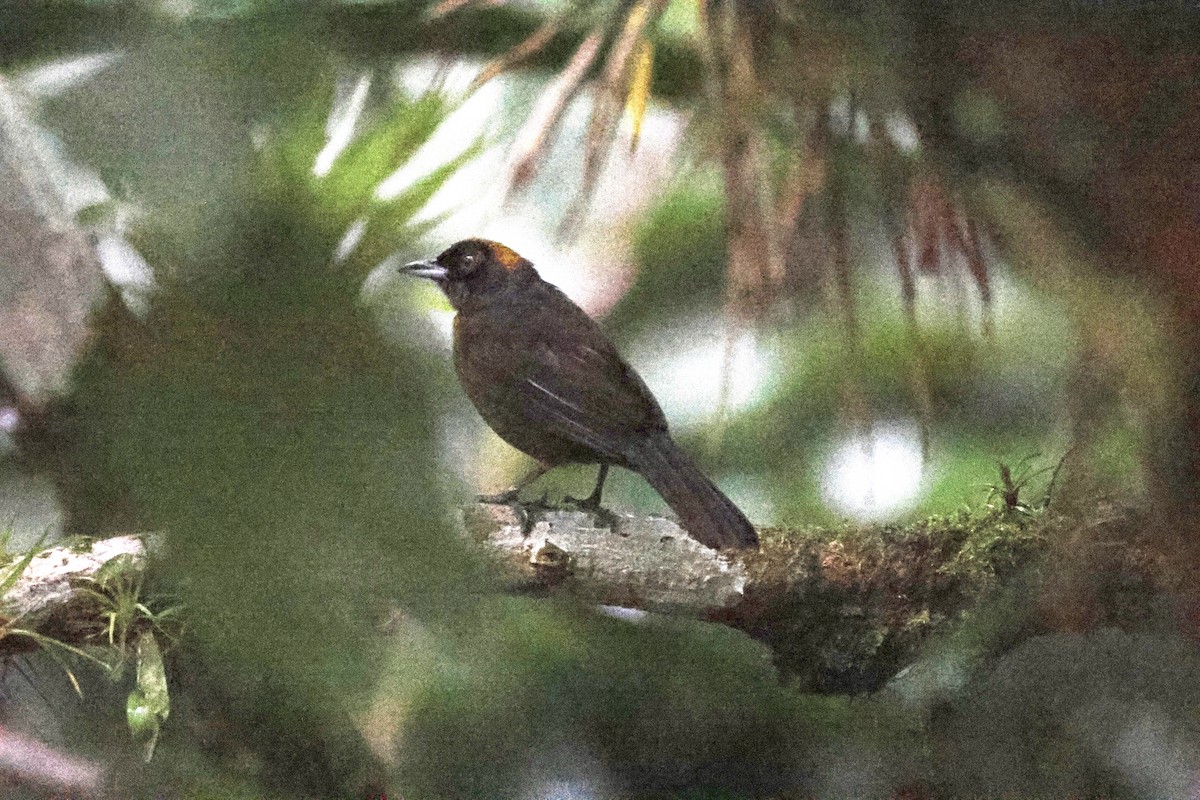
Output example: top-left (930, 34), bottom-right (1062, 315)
top-left (477, 488), bottom-right (521, 505)
top-left (563, 493), bottom-right (602, 512)
top-left (563, 494), bottom-right (618, 530)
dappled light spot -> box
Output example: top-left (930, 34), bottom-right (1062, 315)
top-left (821, 424), bottom-right (925, 521)
top-left (313, 73), bottom-right (370, 178)
top-left (524, 780), bottom-right (600, 800)
top-left (598, 605), bottom-right (648, 623)
top-left (634, 320), bottom-right (778, 428)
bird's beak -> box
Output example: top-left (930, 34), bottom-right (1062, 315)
top-left (401, 259), bottom-right (448, 280)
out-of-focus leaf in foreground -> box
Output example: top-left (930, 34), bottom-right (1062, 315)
top-left (51, 27), bottom-right (481, 794)
top-left (260, 78), bottom-right (482, 278)
top-left (0, 79), bottom-right (105, 408)
top-left (127, 630), bottom-right (169, 763)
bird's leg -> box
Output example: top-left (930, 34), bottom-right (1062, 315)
top-left (565, 464), bottom-right (608, 511)
top-left (477, 463), bottom-right (549, 504)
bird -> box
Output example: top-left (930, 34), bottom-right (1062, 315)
top-left (402, 238), bottom-right (759, 550)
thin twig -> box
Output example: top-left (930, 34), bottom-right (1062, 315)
top-left (470, 15), bottom-right (566, 92)
top-left (505, 31), bottom-right (606, 194)
top-left (962, 217), bottom-right (993, 336)
top-left (1044, 443), bottom-right (1079, 510)
top-left (893, 231), bottom-right (934, 463)
top-left (559, 0), bottom-right (668, 239)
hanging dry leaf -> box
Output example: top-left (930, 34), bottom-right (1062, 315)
top-left (560, 0), bottom-right (668, 238)
top-left (470, 15), bottom-right (565, 92)
top-left (625, 37), bottom-right (654, 152)
top-left (506, 31), bottom-right (605, 194)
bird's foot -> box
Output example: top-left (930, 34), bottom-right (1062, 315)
top-left (563, 492), bottom-right (603, 512)
top-left (563, 495), bottom-right (619, 530)
top-left (477, 487), bottom-right (521, 505)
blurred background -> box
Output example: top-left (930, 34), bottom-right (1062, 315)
top-left (0, 0), bottom-right (1197, 797)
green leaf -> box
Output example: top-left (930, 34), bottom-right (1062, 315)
top-left (130, 630), bottom-right (170, 762)
top-left (353, 140), bottom-right (484, 270)
top-left (256, 89), bottom-right (331, 191)
top-left (92, 552), bottom-right (140, 588)
top-left (0, 532), bottom-right (47, 595)
top-left (126, 689), bottom-right (159, 761)
top-left (318, 92), bottom-right (454, 225)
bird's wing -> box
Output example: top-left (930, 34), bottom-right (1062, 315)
top-left (453, 280), bottom-right (669, 463)
top-left (513, 311), bottom-right (668, 461)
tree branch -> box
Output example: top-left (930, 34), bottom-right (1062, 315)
top-left (0, 535), bottom-right (144, 658)
top-left (462, 501), bottom-right (1051, 691)
top-left (6, 502), bottom-right (1159, 693)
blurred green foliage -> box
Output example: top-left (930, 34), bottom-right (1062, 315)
top-left (604, 152), bottom-right (1148, 524)
top-left (258, 85), bottom-right (481, 277)
top-left (619, 178), bottom-right (728, 334)
top-left (2, 11), bottom-right (905, 798)
top-left (7, 18), bottom-right (487, 794)
top-left (390, 597), bottom-right (824, 797)
top-left (623, 179), bottom-right (1110, 525)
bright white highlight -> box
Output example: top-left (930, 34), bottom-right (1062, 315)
top-left (313, 73), bottom-right (371, 177)
top-left (427, 310), bottom-right (456, 348)
top-left (15, 53), bottom-right (121, 98)
top-left (524, 781), bottom-right (599, 800)
top-left (821, 424), bottom-right (925, 520)
top-left (334, 217), bottom-right (367, 263)
top-left (96, 234), bottom-right (156, 317)
top-left (634, 320), bottom-right (778, 428)
top-left (374, 63), bottom-right (502, 204)
top-left (885, 111), bottom-right (921, 153)
top-left (598, 606), bottom-right (648, 623)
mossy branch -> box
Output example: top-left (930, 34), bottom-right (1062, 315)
top-left (463, 502), bottom-right (1054, 690)
top-left (4, 502), bottom-right (1159, 692)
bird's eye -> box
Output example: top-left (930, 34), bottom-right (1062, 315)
top-left (462, 254), bottom-right (476, 269)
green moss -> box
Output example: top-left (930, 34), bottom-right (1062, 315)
top-left (744, 505), bottom-right (1050, 691)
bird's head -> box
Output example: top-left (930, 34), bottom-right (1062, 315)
top-left (402, 238), bottom-right (535, 310)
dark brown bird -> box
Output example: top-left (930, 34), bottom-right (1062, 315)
top-left (402, 238), bottom-right (759, 550)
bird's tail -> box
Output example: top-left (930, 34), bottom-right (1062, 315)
top-left (626, 433), bottom-right (759, 550)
